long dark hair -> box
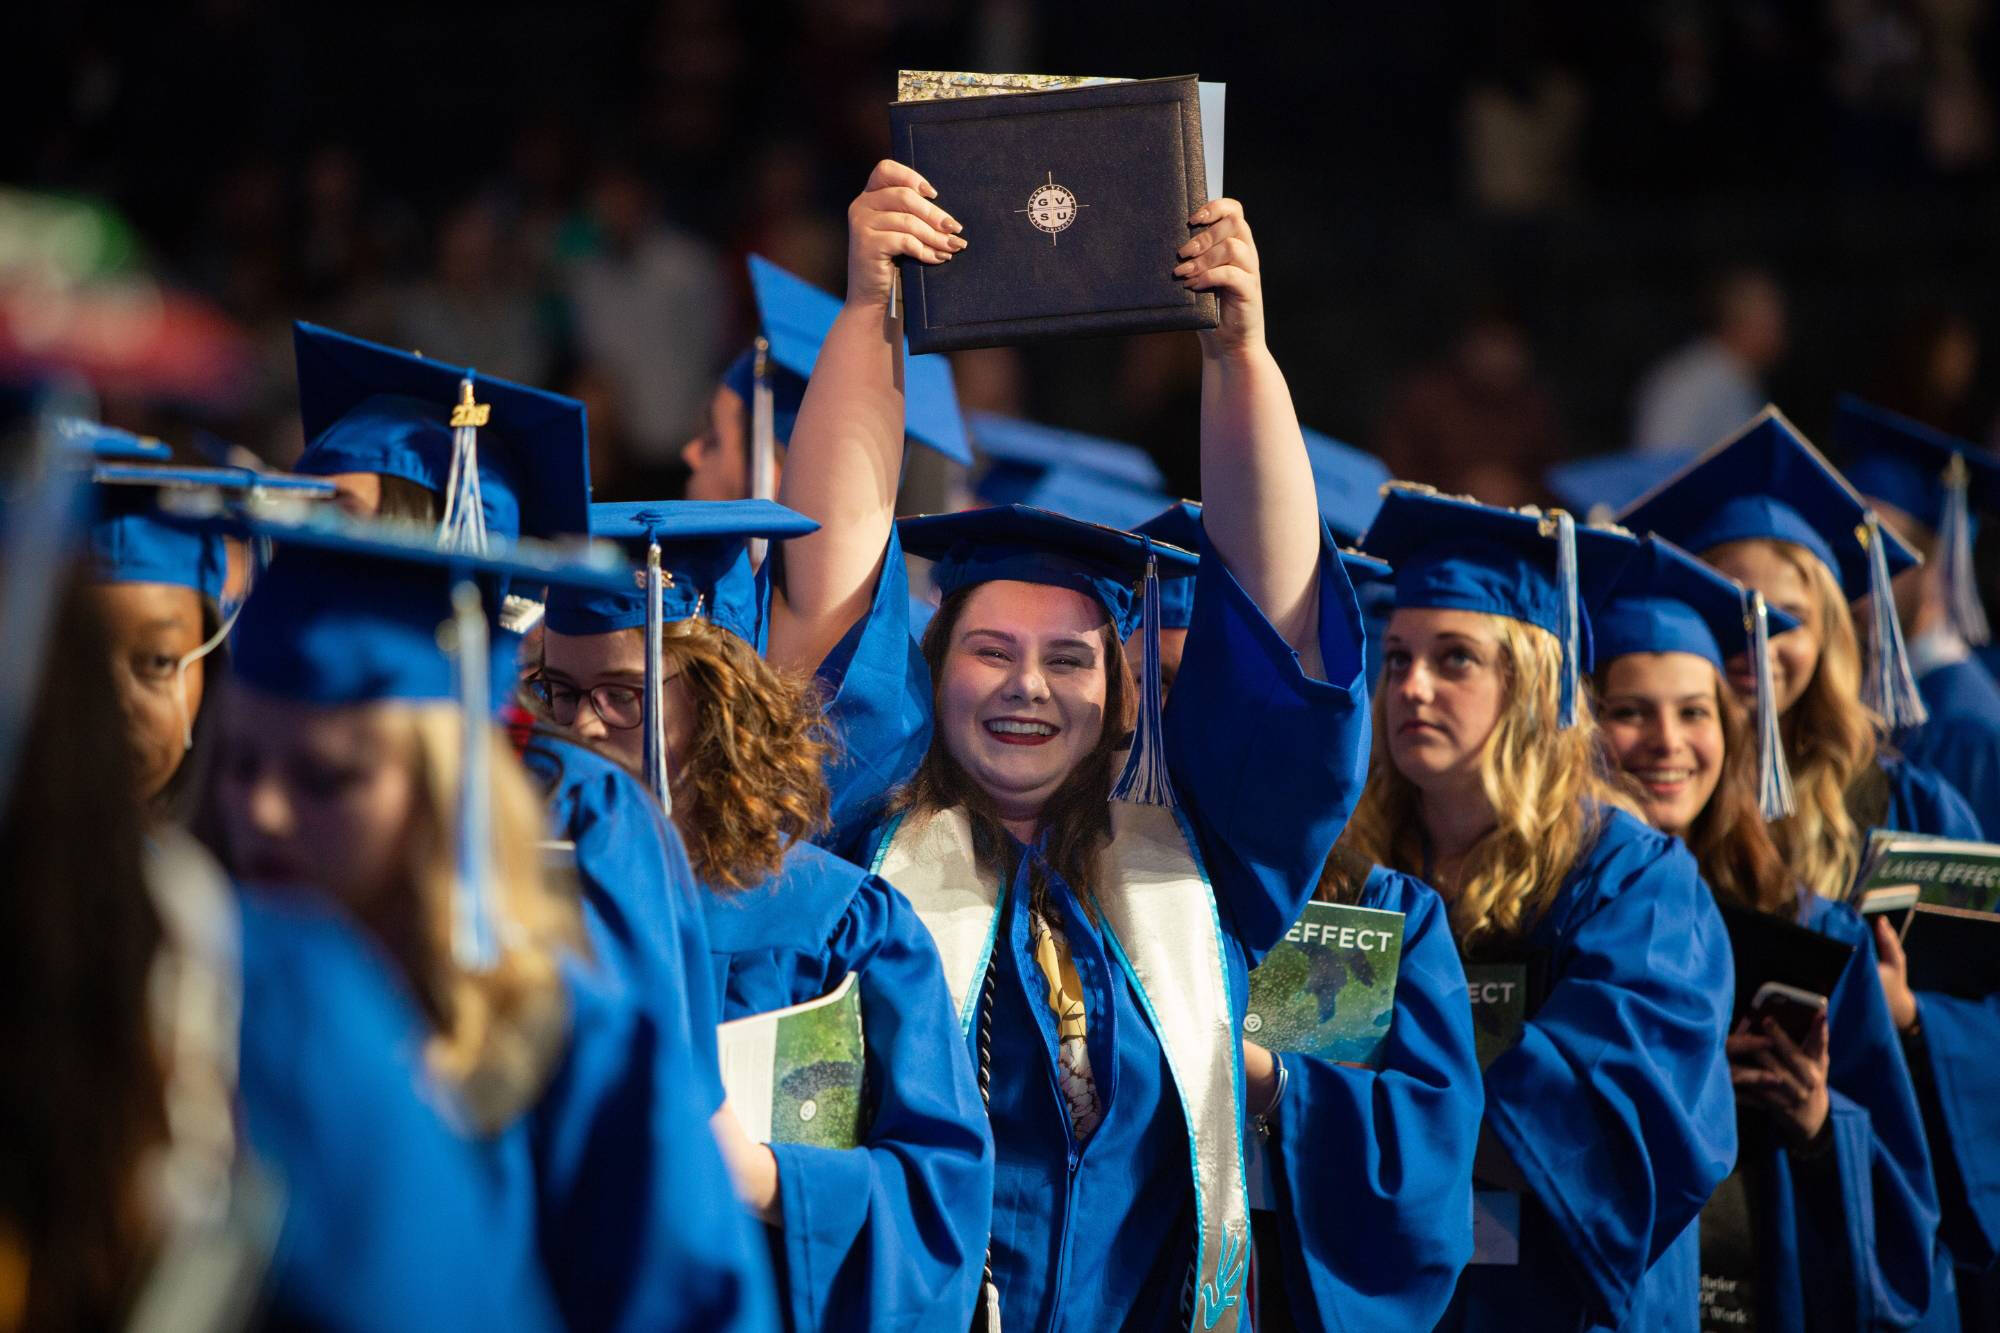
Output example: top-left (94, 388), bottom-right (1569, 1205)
top-left (891, 584), bottom-right (1136, 911)
top-left (0, 571), bottom-right (169, 1328)
top-left (1680, 671), bottom-right (1798, 919)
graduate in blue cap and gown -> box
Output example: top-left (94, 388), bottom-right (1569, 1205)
top-left (203, 515), bottom-right (775, 1332)
top-left (81, 460), bottom-right (335, 817)
top-left (1588, 533), bottom-right (1942, 1331)
top-left (1136, 499), bottom-right (1486, 1333)
top-left (536, 497), bottom-right (992, 1333)
top-left (1837, 394), bottom-right (2000, 840)
top-left (1619, 407), bottom-right (1982, 862)
top-left (1, 453), bottom-right (562, 1330)
top-left (764, 161), bottom-right (1370, 1332)
top-left (1836, 400), bottom-right (2000, 1329)
top-left (1346, 487), bottom-right (1735, 1332)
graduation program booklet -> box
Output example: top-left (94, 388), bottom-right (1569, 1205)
top-left (716, 971), bottom-right (865, 1150)
top-left (1853, 831), bottom-right (2000, 999)
top-left (1464, 962), bottom-right (1529, 1267)
top-left (1242, 900), bottom-right (1404, 1210)
top-left (889, 72), bottom-right (1221, 353)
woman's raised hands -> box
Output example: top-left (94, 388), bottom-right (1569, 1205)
top-left (845, 159), bottom-right (966, 311)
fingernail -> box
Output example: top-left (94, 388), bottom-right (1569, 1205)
top-left (943, 216), bottom-right (961, 233)
top-left (921, 182), bottom-right (938, 198)
top-left (951, 235), bottom-right (968, 250)
top-left (1173, 262), bottom-right (1193, 276)
top-left (1190, 209), bottom-right (1207, 223)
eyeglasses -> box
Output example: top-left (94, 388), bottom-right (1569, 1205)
top-left (527, 675), bottom-right (644, 730)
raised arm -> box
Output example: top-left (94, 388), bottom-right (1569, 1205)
top-left (767, 160), bottom-right (963, 676)
top-left (1182, 198), bottom-right (1327, 677)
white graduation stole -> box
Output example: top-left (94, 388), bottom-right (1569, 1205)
top-left (874, 803), bottom-right (1252, 1333)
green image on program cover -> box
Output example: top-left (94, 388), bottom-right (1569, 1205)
top-left (1243, 901), bottom-right (1404, 1067)
top-left (770, 981), bottom-right (865, 1150)
top-left (1464, 962), bottom-right (1528, 1072)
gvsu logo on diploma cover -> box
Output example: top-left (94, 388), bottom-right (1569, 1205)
top-left (1018, 172), bottom-right (1086, 245)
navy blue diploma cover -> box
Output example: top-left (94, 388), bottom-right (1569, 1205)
top-left (889, 75), bottom-right (1220, 354)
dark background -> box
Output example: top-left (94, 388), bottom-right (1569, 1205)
top-left (14, 0), bottom-right (2000, 500)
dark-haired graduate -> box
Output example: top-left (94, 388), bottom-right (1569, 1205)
top-left (1135, 500), bottom-right (1484, 1333)
top-left (536, 497), bottom-right (993, 1333)
top-left (763, 159), bottom-right (1372, 1332)
top-left (1345, 489), bottom-right (1736, 1332)
top-left (204, 518), bottom-right (775, 1332)
top-left (1588, 534), bottom-right (1941, 1331)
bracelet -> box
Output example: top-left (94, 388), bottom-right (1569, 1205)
top-left (1250, 1057), bottom-right (1290, 1138)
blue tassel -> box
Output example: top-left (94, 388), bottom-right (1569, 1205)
top-left (1111, 551), bottom-right (1178, 807)
top-left (1863, 512), bottom-right (1930, 729)
top-left (1552, 510), bottom-right (1581, 728)
top-left (1746, 589), bottom-right (1797, 820)
top-left (448, 579), bottom-right (498, 971)
top-left (438, 375), bottom-right (489, 555)
top-left (1938, 454), bottom-right (1990, 646)
top-left (642, 541), bottom-right (673, 816)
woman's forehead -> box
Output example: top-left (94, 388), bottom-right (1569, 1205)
top-left (1384, 605), bottom-right (1502, 644)
top-left (542, 625), bottom-right (647, 676)
top-left (958, 579), bottom-right (1110, 638)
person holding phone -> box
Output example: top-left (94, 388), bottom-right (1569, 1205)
top-left (1589, 533), bottom-right (1941, 1331)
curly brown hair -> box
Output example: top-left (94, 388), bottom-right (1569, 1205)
top-left (891, 584), bottom-right (1137, 913)
top-left (660, 617), bottom-right (835, 892)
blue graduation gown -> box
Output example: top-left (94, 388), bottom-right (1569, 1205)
top-left (1259, 867), bottom-right (1483, 1332)
top-left (1729, 893), bottom-right (1941, 1332)
top-left (513, 953), bottom-right (778, 1333)
top-left (1903, 658), bottom-right (2000, 840)
top-left (523, 730), bottom-right (727, 1111)
top-left (235, 889), bottom-right (560, 1331)
top-left (701, 840), bottom-right (994, 1332)
top-left (837, 527), bottom-right (1371, 1331)
top-left (1877, 752), bottom-right (1984, 842)
top-left (1438, 809), bottom-right (1738, 1333)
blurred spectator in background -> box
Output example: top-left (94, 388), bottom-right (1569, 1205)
top-left (1461, 21), bottom-right (1588, 218)
top-left (1630, 265), bottom-right (1787, 452)
top-left (1869, 307), bottom-right (1984, 439)
top-left (395, 199), bottom-right (552, 387)
top-left (562, 161), bottom-right (730, 468)
top-left (1374, 303), bottom-right (1564, 506)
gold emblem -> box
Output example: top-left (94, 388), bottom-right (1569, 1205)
top-left (450, 380), bottom-right (491, 429)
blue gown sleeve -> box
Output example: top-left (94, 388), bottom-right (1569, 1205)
top-left (1265, 870), bottom-right (1482, 1332)
top-left (235, 892), bottom-right (561, 1331)
top-left (1881, 754), bottom-right (1986, 840)
top-left (1480, 821), bottom-right (1737, 1328)
top-left (764, 873), bottom-right (995, 1332)
top-left (1907, 664), bottom-right (2000, 838)
top-left (527, 734), bottom-right (726, 1114)
top-left (793, 529), bottom-right (934, 857)
top-left (1908, 990), bottom-right (2000, 1270)
top-left (1796, 901), bottom-right (1941, 1330)
top-left (532, 960), bottom-right (778, 1333)
top-left (1167, 522), bottom-right (1370, 958)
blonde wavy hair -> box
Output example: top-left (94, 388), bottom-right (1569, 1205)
top-left (378, 705), bottom-right (582, 1133)
top-left (659, 618), bottom-right (833, 891)
top-left (1723, 539), bottom-right (1881, 902)
top-left (1341, 613), bottom-right (1637, 954)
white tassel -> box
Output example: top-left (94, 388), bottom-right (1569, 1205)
top-left (1862, 512), bottom-right (1930, 730)
top-left (1747, 589), bottom-right (1797, 820)
top-left (448, 580), bottom-right (498, 971)
top-left (748, 336), bottom-right (776, 569)
top-left (1937, 454), bottom-right (1991, 646)
top-left (1552, 511), bottom-right (1582, 728)
top-left (642, 541), bottom-right (673, 816)
top-left (1110, 552), bottom-right (1178, 807)
top-left (438, 376), bottom-right (489, 555)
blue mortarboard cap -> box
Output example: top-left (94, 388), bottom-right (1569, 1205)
top-left (53, 416), bottom-right (170, 462)
top-left (1300, 428), bottom-right (1391, 543)
top-left (897, 503), bottom-right (1197, 642)
top-left (543, 499), bottom-right (820, 646)
top-left (85, 462), bottom-right (337, 603)
top-left (1617, 407), bottom-right (1918, 599)
top-left (1134, 499), bottom-right (1391, 631)
top-left (291, 321), bottom-right (592, 543)
top-left (746, 255), bottom-right (971, 464)
top-left (721, 346), bottom-right (803, 446)
top-left (1361, 486), bottom-right (1638, 725)
top-left (1019, 465), bottom-right (1177, 533)
top-left (970, 411), bottom-right (1165, 506)
top-left (1836, 394), bottom-right (2000, 528)
top-left (1836, 393), bottom-right (2000, 647)
top-left (1621, 406), bottom-right (1932, 726)
top-left (1545, 449), bottom-right (1700, 524)
top-left (1592, 534), bottom-right (1800, 671)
